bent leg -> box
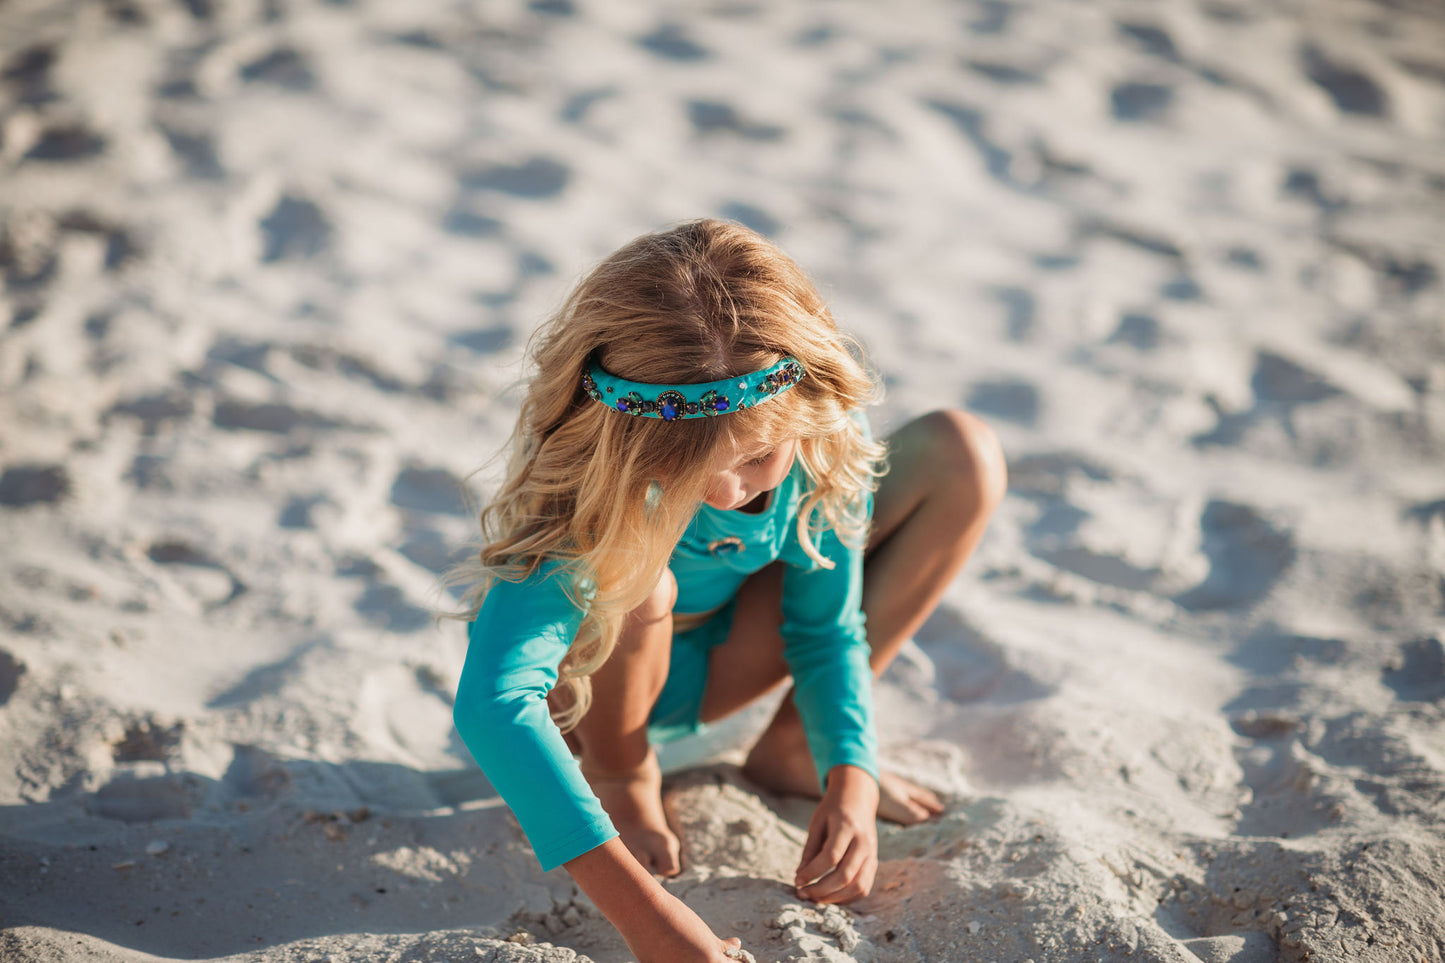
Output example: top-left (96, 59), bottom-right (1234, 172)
top-left (565, 568), bottom-right (685, 877)
top-left (718, 410), bottom-right (1007, 819)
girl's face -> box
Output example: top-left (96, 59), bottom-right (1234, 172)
top-left (702, 438), bottom-right (800, 512)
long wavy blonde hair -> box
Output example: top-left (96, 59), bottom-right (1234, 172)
top-left (456, 219), bottom-right (884, 731)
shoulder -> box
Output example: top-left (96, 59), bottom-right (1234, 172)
top-left (481, 558), bottom-right (592, 612)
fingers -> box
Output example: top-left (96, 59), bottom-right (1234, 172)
top-left (795, 822), bottom-right (849, 889)
top-left (797, 836), bottom-right (876, 904)
top-left (797, 815), bottom-right (826, 871)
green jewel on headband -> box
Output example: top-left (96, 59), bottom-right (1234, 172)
top-left (582, 356), bottom-right (805, 421)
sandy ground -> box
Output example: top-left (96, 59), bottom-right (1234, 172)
top-left (2, 0), bottom-right (1444, 960)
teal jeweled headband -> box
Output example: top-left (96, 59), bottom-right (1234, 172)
top-left (582, 356), bottom-right (805, 421)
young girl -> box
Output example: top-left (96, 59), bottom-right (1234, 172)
top-left (452, 220), bottom-right (1006, 962)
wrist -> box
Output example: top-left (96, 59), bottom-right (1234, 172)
top-left (825, 764), bottom-right (878, 794)
top-left (566, 838), bottom-right (671, 933)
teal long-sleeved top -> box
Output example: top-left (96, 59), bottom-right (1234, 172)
top-left (452, 456), bottom-right (877, 872)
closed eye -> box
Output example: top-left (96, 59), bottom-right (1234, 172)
top-left (746, 450), bottom-right (775, 467)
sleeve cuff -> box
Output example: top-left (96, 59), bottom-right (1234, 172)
top-left (818, 748), bottom-right (879, 788)
top-left (532, 816), bottom-right (618, 872)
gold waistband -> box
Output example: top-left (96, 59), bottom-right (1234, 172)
top-left (672, 605), bottom-right (724, 633)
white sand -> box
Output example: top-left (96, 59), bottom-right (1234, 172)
top-left (2, 0), bottom-right (1444, 960)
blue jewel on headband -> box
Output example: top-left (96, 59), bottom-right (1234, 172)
top-left (582, 356), bottom-right (806, 421)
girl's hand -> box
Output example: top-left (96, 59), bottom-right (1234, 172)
top-left (795, 765), bottom-right (879, 904)
top-left (621, 888), bottom-right (746, 963)
top-left (567, 838), bottom-right (746, 963)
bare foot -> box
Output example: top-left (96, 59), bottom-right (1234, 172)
top-left (581, 749), bottom-right (683, 877)
top-left (876, 770), bottom-right (945, 823)
top-left (743, 727), bottom-right (943, 825)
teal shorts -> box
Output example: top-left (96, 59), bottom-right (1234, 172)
top-left (646, 601), bottom-right (736, 745)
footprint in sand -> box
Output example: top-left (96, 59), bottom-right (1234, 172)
top-left (0, 649), bottom-right (26, 705)
top-left (3, 44), bottom-right (57, 104)
top-left (460, 156), bottom-right (570, 199)
top-left (966, 377), bottom-right (1040, 427)
top-left (397, 528), bottom-right (468, 576)
top-left (450, 323), bottom-right (514, 352)
top-left (1110, 81), bottom-right (1174, 122)
top-left (159, 125), bottom-right (224, 180)
top-left (442, 204), bottom-right (503, 238)
top-left (212, 399), bottom-right (350, 434)
top-left (259, 195), bottom-right (332, 263)
top-left (1224, 246), bottom-right (1265, 271)
top-left (0, 464), bottom-right (71, 507)
top-left (108, 390), bottom-right (195, 435)
top-left (1107, 311), bottom-right (1162, 350)
top-left (1118, 21), bottom-right (1182, 64)
top-left (24, 123), bottom-right (106, 161)
top-left (1193, 349), bottom-right (1343, 448)
top-left (637, 23), bottom-right (711, 62)
top-left (390, 465), bottom-right (470, 517)
top-left (992, 286), bottom-right (1036, 342)
top-left (239, 47), bottom-right (317, 92)
top-left (1281, 165), bottom-right (1346, 213)
top-left (354, 583), bottom-right (432, 633)
top-left (278, 494), bottom-right (330, 529)
top-left (1173, 500), bottom-right (1294, 612)
top-left (288, 343), bottom-right (409, 393)
top-left (1301, 43), bottom-right (1388, 117)
top-left (687, 100), bottom-right (786, 141)
top-left (147, 539), bottom-right (247, 608)
top-left (1382, 636), bottom-right (1445, 702)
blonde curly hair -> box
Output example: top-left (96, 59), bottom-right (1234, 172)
top-left (453, 219), bottom-right (884, 732)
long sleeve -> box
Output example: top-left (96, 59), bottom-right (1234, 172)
top-left (452, 564), bottom-right (617, 871)
top-left (779, 522), bottom-right (879, 788)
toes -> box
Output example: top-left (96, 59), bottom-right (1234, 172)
top-left (900, 800), bottom-right (931, 823)
top-left (914, 787), bottom-right (945, 813)
top-left (877, 797), bottom-right (928, 825)
top-left (642, 830), bottom-right (683, 877)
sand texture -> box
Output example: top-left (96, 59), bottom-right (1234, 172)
top-left (2, 0), bottom-right (1444, 960)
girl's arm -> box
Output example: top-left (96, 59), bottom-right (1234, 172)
top-left (778, 523), bottom-right (881, 903)
top-left (453, 567), bottom-right (617, 869)
top-left (778, 521), bottom-right (879, 788)
top-left (455, 569), bottom-right (747, 958)
top-left (566, 839), bottom-right (743, 962)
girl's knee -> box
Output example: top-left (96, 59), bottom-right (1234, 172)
top-left (922, 409), bottom-right (1007, 507)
